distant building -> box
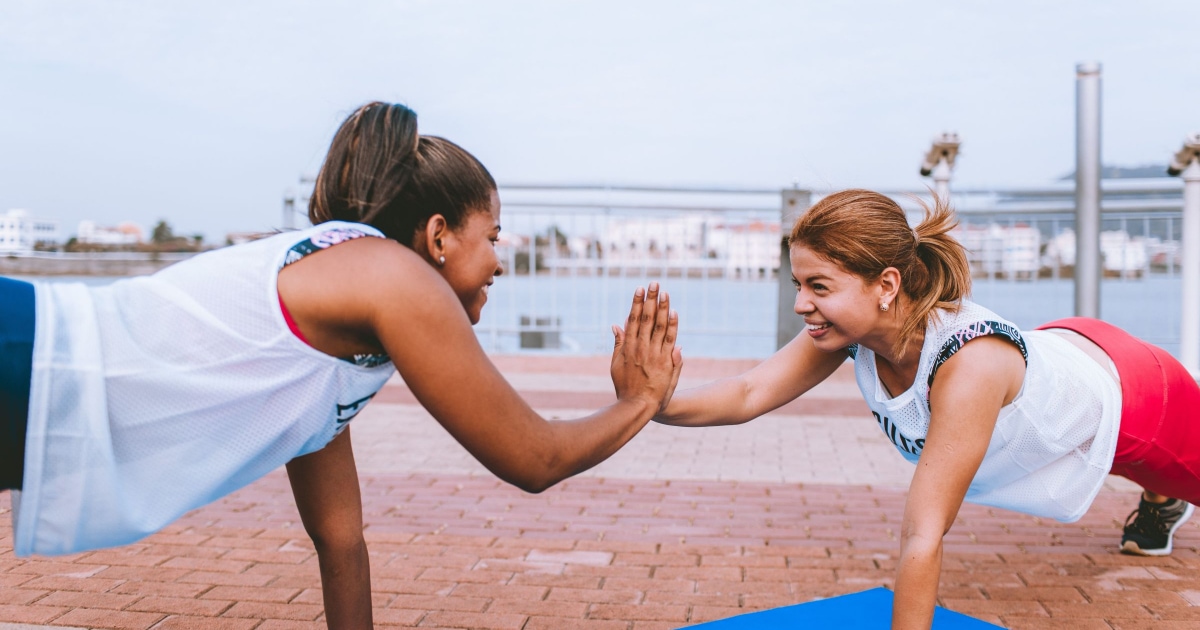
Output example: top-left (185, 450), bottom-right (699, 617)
top-left (77, 220), bottom-right (144, 246)
top-left (225, 231), bottom-right (272, 246)
top-left (0, 209), bottom-right (60, 253)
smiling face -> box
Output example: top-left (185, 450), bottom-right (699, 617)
top-left (438, 191), bottom-right (503, 324)
top-left (789, 244), bottom-right (893, 353)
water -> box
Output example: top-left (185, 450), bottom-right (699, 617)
top-left (18, 274), bottom-right (1184, 359)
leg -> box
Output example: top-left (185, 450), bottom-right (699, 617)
top-left (1111, 342), bottom-right (1199, 555)
top-left (1035, 317), bottom-right (1199, 555)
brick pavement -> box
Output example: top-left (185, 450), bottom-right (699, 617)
top-left (0, 355), bottom-right (1196, 629)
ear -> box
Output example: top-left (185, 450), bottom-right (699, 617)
top-left (878, 267), bottom-right (902, 305)
top-left (419, 214), bottom-right (450, 262)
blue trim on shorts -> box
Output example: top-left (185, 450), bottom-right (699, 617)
top-left (0, 277), bottom-right (35, 490)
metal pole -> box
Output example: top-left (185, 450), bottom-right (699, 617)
top-left (1180, 158), bottom-right (1200, 374)
top-left (1074, 62), bottom-right (1102, 318)
top-left (777, 188), bottom-right (812, 349)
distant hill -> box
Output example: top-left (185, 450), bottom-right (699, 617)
top-left (1057, 164), bottom-right (1171, 180)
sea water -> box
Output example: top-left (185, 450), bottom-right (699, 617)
top-left (18, 274), bottom-right (1183, 359)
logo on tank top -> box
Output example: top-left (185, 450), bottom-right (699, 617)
top-left (334, 392), bottom-right (375, 433)
top-left (873, 411), bottom-right (925, 456)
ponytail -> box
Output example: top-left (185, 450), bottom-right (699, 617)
top-left (308, 102), bottom-right (495, 247)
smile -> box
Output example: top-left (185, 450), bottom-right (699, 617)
top-left (806, 322), bottom-right (831, 331)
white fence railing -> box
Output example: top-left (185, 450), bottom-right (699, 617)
top-left (481, 181), bottom-right (1187, 358)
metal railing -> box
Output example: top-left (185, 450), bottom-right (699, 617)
top-left (282, 180), bottom-right (1188, 359)
top-left (478, 185), bottom-right (784, 358)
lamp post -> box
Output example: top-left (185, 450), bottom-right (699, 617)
top-left (1074, 62), bottom-right (1102, 319)
top-left (1168, 133), bottom-right (1200, 375)
top-left (919, 132), bottom-right (961, 201)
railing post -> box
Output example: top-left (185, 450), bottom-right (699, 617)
top-left (777, 188), bottom-right (812, 349)
top-left (1074, 62), bottom-right (1102, 318)
top-left (1170, 134), bottom-right (1200, 375)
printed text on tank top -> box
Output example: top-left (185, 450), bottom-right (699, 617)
top-left (848, 317), bottom-right (1030, 459)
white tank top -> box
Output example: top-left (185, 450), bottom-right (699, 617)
top-left (849, 299), bottom-right (1121, 522)
top-left (14, 222), bottom-right (396, 556)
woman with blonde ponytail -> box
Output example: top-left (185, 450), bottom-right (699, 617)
top-left (654, 188), bottom-right (1199, 630)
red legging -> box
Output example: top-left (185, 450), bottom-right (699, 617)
top-left (1037, 318), bottom-right (1200, 503)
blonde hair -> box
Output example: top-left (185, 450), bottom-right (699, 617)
top-left (788, 189), bottom-right (972, 358)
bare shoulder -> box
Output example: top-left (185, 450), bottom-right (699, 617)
top-left (281, 236), bottom-right (441, 299)
top-left (934, 335), bottom-right (1026, 404)
top-left (277, 235), bottom-right (461, 345)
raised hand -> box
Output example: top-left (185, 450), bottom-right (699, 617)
top-left (611, 282), bottom-right (684, 413)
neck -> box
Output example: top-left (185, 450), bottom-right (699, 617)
top-left (863, 312), bottom-right (924, 373)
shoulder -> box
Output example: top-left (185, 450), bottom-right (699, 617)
top-left (926, 302), bottom-right (1027, 385)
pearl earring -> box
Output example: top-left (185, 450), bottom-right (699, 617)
top-left (879, 302), bottom-right (889, 312)
top-left (438, 256), bottom-right (446, 266)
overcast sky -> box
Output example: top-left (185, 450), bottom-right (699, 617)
top-left (2, 1), bottom-right (1197, 240)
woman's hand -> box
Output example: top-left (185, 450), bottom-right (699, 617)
top-left (610, 282), bottom-right (683, 414)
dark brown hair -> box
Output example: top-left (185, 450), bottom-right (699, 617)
top-left (789, 189), bottom-right (972, 358)
top-left (308, 102), bottom-right (496, 247)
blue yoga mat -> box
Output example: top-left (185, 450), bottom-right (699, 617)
top-left (683, 587), bottom-right (1001, 629)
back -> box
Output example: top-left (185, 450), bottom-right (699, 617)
top-left (16, 222), bottom-right (395, 556)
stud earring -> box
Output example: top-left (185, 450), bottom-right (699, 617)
top-left (879, 302), bottom-right (889, 312)
top-left (438, 256), bottom-right (446, 266)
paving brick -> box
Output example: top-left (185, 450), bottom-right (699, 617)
top-left (150, 615), bottom-right (260, 629)
top-left (127, 595), bottom-right (234, 616)
top-left (53, 608), bottom-right (165, 629)
top-left (221, 600), bottom-right (323, 621)
top-left (419, 610), bottom-right (527, 629)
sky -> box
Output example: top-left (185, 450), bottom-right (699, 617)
top-left (2, 1), bottom-right (1198, 240)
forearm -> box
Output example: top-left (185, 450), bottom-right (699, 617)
top-left (654, 377), bottom-right (753, 427)
top-left (891, 534), bottom-right (943, 630)
top-left (510, 397), bottom-right (656, 492)
top-left (315, 538), bottom-right (372, 630)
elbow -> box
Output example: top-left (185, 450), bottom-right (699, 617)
top-left (506, 467), bottom-right (560, 494)
top-left (513, 476), bottom-right (556, 494)
top-left (899, 522), bottom-right (947, 558)
top-left (500, 447), bottom-right (566, 494)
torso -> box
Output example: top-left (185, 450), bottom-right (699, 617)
top-left (847, 299), bottom-right (1124, 522)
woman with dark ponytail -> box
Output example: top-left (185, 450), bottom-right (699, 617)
top-left (654, 189), bottom-right (1199, 630)
top-left (0, 102), bottom-right (683, 629)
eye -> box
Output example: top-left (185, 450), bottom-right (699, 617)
top-left (812, 283), bottom-right (829, 293)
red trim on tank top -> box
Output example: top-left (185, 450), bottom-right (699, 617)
top-left (278, 294), bottom-right (311, 346)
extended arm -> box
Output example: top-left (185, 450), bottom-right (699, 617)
top-left (282, 238), bottom-right (681, 493)
top-left (654, 328), bottom-right (846, 427)
top-left (891, 336), bottom-right (1024, 630)
top-left (286, 428), bottom-right (371, 630)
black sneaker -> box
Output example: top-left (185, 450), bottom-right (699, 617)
top-left (1120, 497), bottom-right (1194, 556)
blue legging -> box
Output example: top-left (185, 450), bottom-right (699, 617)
top-left (0, 277), bottom-right (34, 490)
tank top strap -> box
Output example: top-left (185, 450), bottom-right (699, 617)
top-left (925, 307), bottom-right (1028, 389)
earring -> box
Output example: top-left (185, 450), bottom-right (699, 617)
top-left (879, 302), bottom-right (889, 312)
top-left (438, 256), bottom-right (446, 266)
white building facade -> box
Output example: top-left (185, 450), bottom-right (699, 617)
top-left (0, 209), bottom-right (60, 253)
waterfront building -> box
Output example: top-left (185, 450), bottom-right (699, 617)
top-left (77, 220), bottom-right (144, 246)
top-left (0, 209), bottom-right (60, 253)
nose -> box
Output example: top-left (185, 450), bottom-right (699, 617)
top-left (793, 290), bottom-right (813, 316)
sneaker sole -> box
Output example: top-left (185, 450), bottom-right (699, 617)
top-left (1120, 502), bottom-right (1195, 557)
